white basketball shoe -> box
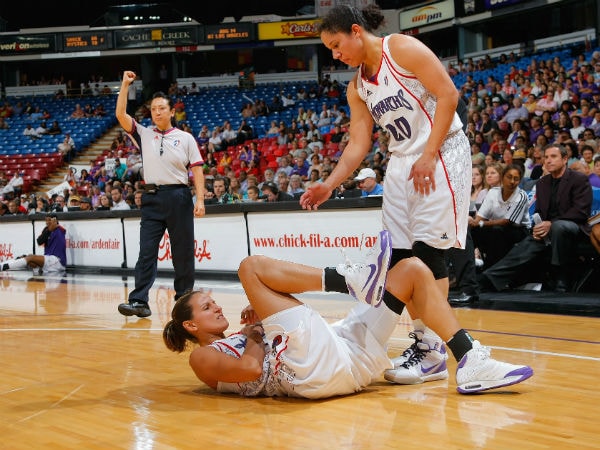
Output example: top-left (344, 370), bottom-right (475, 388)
top-left (335, 229), bottom-right (392, 307)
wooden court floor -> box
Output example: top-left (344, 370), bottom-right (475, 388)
top-left (0, 271), bottom-right (598, 449)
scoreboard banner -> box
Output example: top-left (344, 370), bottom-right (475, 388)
top-left (62, 31), bottom-right (111, 52)
top-left (0, 34), bottom-right (56, 55)
top-left (114, 26), bottom-right (199, 49)
top-left (204, 23), bottom-right (254, 44)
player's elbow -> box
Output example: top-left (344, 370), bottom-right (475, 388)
top-left (444, 88), bottom-right (459, 107)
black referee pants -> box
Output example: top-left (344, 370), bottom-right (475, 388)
top-left (128, 186), bottom-right (195, 304)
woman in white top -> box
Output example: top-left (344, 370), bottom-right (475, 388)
top-left (468, 164), bottom-right (530, 268)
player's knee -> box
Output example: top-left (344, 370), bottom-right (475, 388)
top-left (389, 256), bottom-right (425, 286)
top-left (238, 255), bottom-right (262, 280)
top-left (412, 241), bottom-right (448, 279)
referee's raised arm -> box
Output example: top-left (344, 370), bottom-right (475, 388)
top-left (116, 70), bottom-right (136, 132)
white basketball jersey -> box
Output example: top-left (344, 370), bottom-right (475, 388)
top-left (356, 35), bottom-right (464, 157)
top-left (211, 333), bottom-right (275, 397)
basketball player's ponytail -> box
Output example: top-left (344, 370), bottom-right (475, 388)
top-left (162, 291), bottom-right (198, 352)
top-left (163, 319), bottom-right (193, 352)
top-left (361, 4), bottom-right (385, 32)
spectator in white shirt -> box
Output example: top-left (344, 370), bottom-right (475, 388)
top-left (0, 171), bottom-right (24, 197)
top-left (110, 187), bottom-right (131, 210)
top-left (23, 123), bottom-right (40, 139)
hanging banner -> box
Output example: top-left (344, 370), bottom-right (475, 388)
top-left (399, 0), bottom-right (455, 31)
top-left (0, 35), bottom-right (56, 55)
top-left (114, 26), bottom-right (198, 49)
top-left (204, 23), bottom-right (254, 44)
top-left (258, 19), bottom-right (320, 40)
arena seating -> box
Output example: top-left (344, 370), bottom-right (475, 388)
top-left (0, 94), bottom-right (118, 192)
top-left (5, 40), bottom-right (598, 194)
top-left (451, 43), bottom-right (600, 91)
top-left (136, 80), bottom-right (347, 180)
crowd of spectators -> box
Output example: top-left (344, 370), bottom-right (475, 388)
top-left (3, 53), bottom-right (599, 293)
top-left (451, 50), bottom-right (600, 183)
top-left (0, 72), bottom-right (387, 215)
top-left (446, 49), bottom-right (600, 294)
top-left (153, 74), bottom-right (385, 204)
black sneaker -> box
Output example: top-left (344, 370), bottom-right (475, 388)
top-left (1, 263), bottom-right (8, 271)
top-left (118, 301), bottom-right (151, 318)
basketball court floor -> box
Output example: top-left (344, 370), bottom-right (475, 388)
top-left (0, 269), bottom-right (598, 449)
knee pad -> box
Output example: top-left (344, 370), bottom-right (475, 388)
top-left (412, 241), bottom-right (448, 279)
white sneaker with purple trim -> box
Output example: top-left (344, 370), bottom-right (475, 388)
top-left (384, 333), bottom-right (449, 384)
top-left (456, 341), bottom-right (533, 394)
top-left (336, 229), bottom-right (392, 307)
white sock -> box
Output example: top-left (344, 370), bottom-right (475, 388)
top-left (412, 319), bottom-right (442, 345)
top-left (412, 319), bottom-right (426, 338)
top-left (2, 258), bottom-right (28, 270)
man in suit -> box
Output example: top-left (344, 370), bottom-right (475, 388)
top-left (480, 144), bottom-right (592, 293)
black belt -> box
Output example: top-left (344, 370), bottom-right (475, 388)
top-left (142, 183), bottom-right (187, 193)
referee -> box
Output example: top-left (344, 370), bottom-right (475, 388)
top-left (116, 70), bottom-right (206, 318)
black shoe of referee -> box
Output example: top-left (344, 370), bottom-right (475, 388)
top-left (118, 301), bottom-right (151, 318)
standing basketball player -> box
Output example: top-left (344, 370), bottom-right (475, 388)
top-left (300, 4), bottom-right (472, 384)
top-left (116, 70), bottom-right (206, 318)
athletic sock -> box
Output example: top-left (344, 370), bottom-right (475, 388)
top-left (421, 325), bottom-right (442, 346)
top-left (323, 267), bottom-right (348, 293)
top-left (382, 290), bottom-right (406, 315)
top-left (412, 318), bottom-right (425, 337)
top-left (447, 329), bottom-right (475, 362)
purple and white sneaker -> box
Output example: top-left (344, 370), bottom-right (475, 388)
top-left (456, 341), bottom-right (534, 394)
top-left (384, 332), bottom-right (449, 384)
top-left (336, 230), bottom-right (392, 307)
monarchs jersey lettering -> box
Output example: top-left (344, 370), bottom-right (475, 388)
top-left (356, 35), bottom-right (464, 157)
